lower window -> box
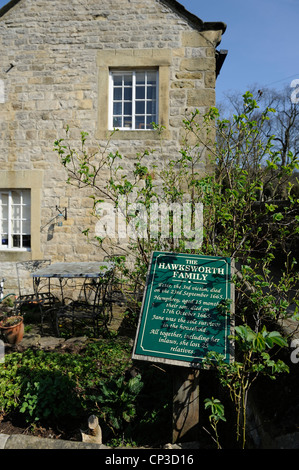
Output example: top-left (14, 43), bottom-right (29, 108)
top-left (0, 190), bottom-right (31, 250)
top-left (109, 70), bottom-right (158, 130)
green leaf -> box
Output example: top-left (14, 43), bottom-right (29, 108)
top-left (253, 334), bottom-right (266, 352)
top-left (273, 212), bottom-right (283, 221)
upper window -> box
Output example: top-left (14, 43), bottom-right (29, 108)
top-left (0, 190), bottom-right (31, 250)
top-left (109, 70), bottom-right (158, 131)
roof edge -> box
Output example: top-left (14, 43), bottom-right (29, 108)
top-left (0, 0), bottom-right (21, 18)
top-left (160, 0), bottom-right (227, 34)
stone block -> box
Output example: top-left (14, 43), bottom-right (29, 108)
top-left (175, 71), bottom-right (203, 80)
top-left (204, 71), bottom-right (216, 88)
top-left (181, 31), bottom-right (210, 48)
top-left (78, 99), bottom-right (93, 109)
top-left (180, 58), bottom-right (216, 72)
top-left (187, 89), bottom-right (215, 107)
top-left (171, 80), bottom-right (194, 89)
top-left (201, 30), bottom-right (223, 47)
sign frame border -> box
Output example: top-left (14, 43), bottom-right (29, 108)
top-left (132, 251), bottom-right (235, 369)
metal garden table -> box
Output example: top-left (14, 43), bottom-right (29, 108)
top-left (31, 261), bottom-right (115, 336)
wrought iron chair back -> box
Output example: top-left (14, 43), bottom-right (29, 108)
top-left (15, 260), bottom-right (56, 315)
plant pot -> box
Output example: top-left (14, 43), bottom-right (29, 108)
top-left (0, 316), bottom-right (24, 345)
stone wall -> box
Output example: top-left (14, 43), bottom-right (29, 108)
top-left (0, 0), bottom-right (225, 291)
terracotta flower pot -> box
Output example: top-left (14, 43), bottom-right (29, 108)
top-left (0, 316), bottom-right (24, 345)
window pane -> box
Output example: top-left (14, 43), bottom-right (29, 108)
top-left (22, 190), bottom-right (31, 206)
top-left (23, 203), bottom-right (30, 220)
top-left (146, 116), bottom-right (156, 129)
top-left (23, 219), bottom-right (30, 234)
top-left (136, 72), bottom-right (145, 85)
top-left (12, 219), bottom-right (21, 234)
top-left (0, 194), bottom-right (8, 232)
top-left (147, 72), bottom-right (157, 85)
top-left (0, 193), bottom-right (8, 209)
top-left (23, 235), bottom-right (31, 248)
top-left (124, 102), bottom-right (132, 116)
top-left (11, 190), bottom-right (21, 204)
top-left (124, 74), bottom-right (132, 86)
top-left (12, 205), bottom-right (21, 219)
top-left (113, 116), bottom-right (122, 128)
top-left (123, 117), bottom-right (132, 128)
top-left (113, 87), bottom-right (122, 100)
top-left (113, 75), bottom-right (123, 86)
top-left (12, 235), bottom-right (20, 248)
top-left (1, 235), bottom-right (8, 246)
top-left (113, 102), bottom-right (122, 115)
top-left (135, 116), bottom-right (145, 129)
top-left (136, 86), bottom-right (145, 100)
top-left (136, 101), bottom-right (145, 115)
top-left (146, 100), bottom-right (156, 114)
top-left (147, 86), bottom-right (156, 100)
top-left (124, 87), bottom-right (132, 100)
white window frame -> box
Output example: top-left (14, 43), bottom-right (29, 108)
top-left (109, 70), bottom-right (159, 131)
top-left (0, 189), bottom-right (31, 251)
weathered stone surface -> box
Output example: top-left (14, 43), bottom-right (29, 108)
top-left (37, 336), bottom-right (66, 350)
top-left (181, 31), bottom-right (210, 48)
top-left (187, 89), bottom-right (216, 107)
top-left (180, 58), bottom-right (216, 71)
top-left (17, 333), bottom-right (42, 348)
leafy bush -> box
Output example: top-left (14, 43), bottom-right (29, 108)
top-left (91, 375), bottom-right (144, 433)
top-left (19, 372), bottom-right (81, 422)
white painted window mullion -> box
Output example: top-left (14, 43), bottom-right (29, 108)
top-left (132, 71), bottom-right (136, 130)
top-left (121, 73), bottom-right (124, 129)
top-left (145, 71), bottom-right (148, 119)
top-left (8, 191), bottom-right (12, 249)
top-left (108, 72), bottom-right (113, 130)
top-left (20, 191), bottom-right (23, 249)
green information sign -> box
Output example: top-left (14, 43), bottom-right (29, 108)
top-left (132, 252), bottom-right (234, 367)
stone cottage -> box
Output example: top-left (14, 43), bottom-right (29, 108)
top-left (0, 0), bottom-right (226, 291)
